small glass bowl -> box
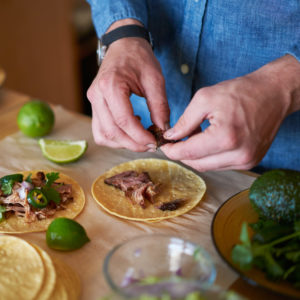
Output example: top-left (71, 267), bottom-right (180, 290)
top-left (103, 235), bottom-right (216, 298)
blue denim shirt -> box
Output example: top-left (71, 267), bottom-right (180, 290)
top-left (87, 0), bottom-right (300, 171)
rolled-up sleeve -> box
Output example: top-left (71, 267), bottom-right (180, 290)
top-left (287, 42), bottom-right (300, 62)
top-left (86, 0), bottom-right (148, 38)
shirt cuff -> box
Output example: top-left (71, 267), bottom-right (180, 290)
top-left (87, 1), bottom-right (148, 38)
top-left (287, 43), bottom-right (300, 62)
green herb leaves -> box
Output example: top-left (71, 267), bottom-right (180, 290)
top-left (1, 180), bottom-right (14, 195)
top-left (0, 174), bottom-right (24, 195)
top-left (42, 172), bottom-right (61, 204)
top-left (232, 220), bottom-right (300, 286)
top-left (45, 172), bottom-right (59, 188)
top-left (231, 223), bottom-right (253, 270)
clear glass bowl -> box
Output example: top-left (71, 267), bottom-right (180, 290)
top-left (103, 235), bottom-right (216, 298)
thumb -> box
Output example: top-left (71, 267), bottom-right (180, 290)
top-left (164, 96), bottom-right (206, 140)
top-left (142, 74), bottom-right (170, 130)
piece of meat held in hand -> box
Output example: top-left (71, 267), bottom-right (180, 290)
top-left (147, 124), bottom-right (177, 147)
top-left (104, 171), bottom-right (159, 208)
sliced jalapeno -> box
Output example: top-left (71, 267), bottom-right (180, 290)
top-left (0, 205), bottom-right (6, 223)
top-left (28, 189), bottom-right (49, 209)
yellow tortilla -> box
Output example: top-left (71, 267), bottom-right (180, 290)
top-left (0, 236), bottom-right (45, 300)
top-left (0, 170), bottom-right (85, 233)
top-left (91, 159), bottom-right (206, 222)
top-left (32, 244), bottom-right (57, 300)
top-left (50, 258), bottom-right (81, 300)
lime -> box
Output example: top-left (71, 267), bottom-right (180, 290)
top-left (46, 218), bottom-right (90, 251)
top-left (38, 139), bottom-right (88, 164)
top-left (17, 100), bottom-right (55, 137)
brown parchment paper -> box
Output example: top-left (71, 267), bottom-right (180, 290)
top-left (0, 106), bottom-right (256, 299)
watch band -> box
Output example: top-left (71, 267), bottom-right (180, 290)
top-left (101, 24), bottom-right (153, 48)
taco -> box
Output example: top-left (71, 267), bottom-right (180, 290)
top-left (91, 159), bottom-right (206, 222)
top-left (0, 170), bottom-right (85, 233)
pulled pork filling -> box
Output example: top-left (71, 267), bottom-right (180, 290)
top-left (0, 172), bottom-right (73, 223)
top-left (104, 171), bottom-right (159, 208)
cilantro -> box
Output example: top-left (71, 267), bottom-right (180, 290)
top-left (232, 220), bottom-right (300, 286)
top-left (42, 187), bottom-right (61, 204)
top-left (1, 179), bottom-right (14, 195)
top-left (25, 173), bottom-right (32, 183)
top-left (45, 172), bottom-right (59, 188)
top-left (0, 173), bottom-right (23, 195)
top-left (41, 172), bottom-right (61, 205)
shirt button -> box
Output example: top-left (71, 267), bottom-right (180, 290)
top-left (180, 64), bottom-right (189, 74)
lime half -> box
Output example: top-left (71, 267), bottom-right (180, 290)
top-left (39, 139), bottom-right (88, 164)
top-left (46, 218), bottom-right (90, 251)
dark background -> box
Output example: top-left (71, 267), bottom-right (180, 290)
top-left (0, 0), bottom-right (97, 116)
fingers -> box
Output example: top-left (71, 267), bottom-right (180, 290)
top-left (105, 85), bottom-right (156, 146)
top-left (141, 72), bottom-right (170, 130)
top-left (181, 148), bottom-right (257, 172)
top-left (88, 71), bottom-right (157, 150)
top-left (161, 124), bottom-right (234, 161)
top-left (163, 91), bottom-right (208, 140)
top-left (90, 94), bottom-right (152, 152)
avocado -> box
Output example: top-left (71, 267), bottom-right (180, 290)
top-left (249, 169), bottom-right (300, 223)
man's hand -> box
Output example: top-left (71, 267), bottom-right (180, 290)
top-left (161, 55), bottom-right (300, 171)
top-left (87, 19), bottom-right (169, 152)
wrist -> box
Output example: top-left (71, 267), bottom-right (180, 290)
top-left (257, 55), bottom-right (300, 115)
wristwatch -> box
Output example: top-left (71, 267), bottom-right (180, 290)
top-left (97, 24), bottom-right (153, 66)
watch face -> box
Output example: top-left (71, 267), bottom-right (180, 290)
top-left (97, 40), bottom-right (107, 66)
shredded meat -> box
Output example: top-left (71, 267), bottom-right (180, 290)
top-left (1, 171), bottom-right (73, 223)
top-left (147, 124), bottom-right (177, 147)
top-left (104, 171), bottom-right (159, 208)
top-left (156, 199), bottom-right (185, 211)
top-left (31, 171), bottom-right (46, 187)
top-left (52, 183), bottom-right (73, 205)
top-left (1, 183), bottom-right (24, 205)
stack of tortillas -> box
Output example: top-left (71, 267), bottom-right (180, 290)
top-left (0, 235), bottom-right (80, 300)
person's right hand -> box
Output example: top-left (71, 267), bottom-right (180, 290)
top-left (87, 24), bottom-right (170, 152)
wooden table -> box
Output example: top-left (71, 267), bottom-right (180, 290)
top-left (0, 88), bottom-right (288, 300)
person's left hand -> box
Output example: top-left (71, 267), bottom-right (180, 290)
top-left (160, 55), bottom-right (300, 171)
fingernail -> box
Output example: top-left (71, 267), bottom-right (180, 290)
top-left (147, 148), bottom-right (156, 153)
top-left (164, 122), bottom-right (170, 130)
top-left (164, 129), bottom-right (174, 138)
top-left (146, 143), bottom-right (157, 149)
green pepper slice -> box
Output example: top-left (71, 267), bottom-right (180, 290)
top-left (28, 189), bottom-right (49, 209)
top-left (0, 212), bottom-right (5, 223)
top-left (0, 174), bottom-right (24, 184)
top-left (0, 205), bottom-right (6, 223)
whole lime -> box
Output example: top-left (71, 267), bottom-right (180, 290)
top-left (17, 100), bottom-right (55, 137)
top-left (46, 217), bottom-right (90, 251)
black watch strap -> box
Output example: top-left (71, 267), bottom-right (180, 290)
top-left (101, 25), bottom-right (153, 48)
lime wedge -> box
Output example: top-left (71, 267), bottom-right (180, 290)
top-left (38, 139), bottom-right (88, 164)
top-left (46, 217), bottom-right (90, 251)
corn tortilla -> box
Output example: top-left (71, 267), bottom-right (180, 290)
top-left (0, 170), bottom-right (85, 233)
top-left (92, 159), bottom-right (206, 221)
top-left (50, 258), bottom-right (81, 300)
top-left (0, 236), bottom-right (45, 300)
top-left (32, 244), bottom-right (57, 300)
